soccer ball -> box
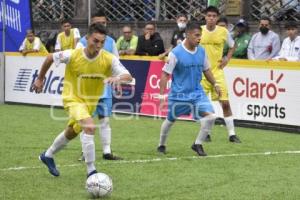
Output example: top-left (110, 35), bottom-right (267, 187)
top-left (86, 172), bottom-right (113, 198)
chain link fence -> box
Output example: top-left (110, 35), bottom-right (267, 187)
top-left (251, 0), bottom-right (300, 21)
top-left (95, 0), bottom-right (227, 21)
top-left (32, 0), bottom-right (76, 22)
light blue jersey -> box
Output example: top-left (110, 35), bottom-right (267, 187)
top-left (162, 43), bottom-right (213, 121)
top-left (165, 44), bottom-right (207, 101)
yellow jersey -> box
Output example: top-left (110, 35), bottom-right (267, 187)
top-left (61, 48), bottom-right (113, 112)
top-left (23, 37), bottom-right (48, 53)
top-left (57, 28), bottom-right (77, 50)
top-left (200, 25), bottom-right (229, 73)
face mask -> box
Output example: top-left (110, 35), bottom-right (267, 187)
top-left (260, 27), bottom-right (269, 35)
top-left (178, 22), bottom-right (186, 30)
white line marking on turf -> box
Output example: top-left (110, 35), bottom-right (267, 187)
top-left (1, 150), bottom-right (300, 172)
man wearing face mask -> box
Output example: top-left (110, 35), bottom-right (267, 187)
top-left (247, 16), bottom-right (280, 60)
top-left (232, 19), bottom-right (251, 59)
top-left (159, 14), bottom-right (188, 59)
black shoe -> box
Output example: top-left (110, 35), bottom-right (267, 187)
top-left (87, 170), bottom-right (97, 178)
top-left (157, 145), bottom-right (166, 154)
top-left (191, 144), bottom-right (207, 156)
top-left (78, 152), bottom-right (85, 162)
top-left (103, 153), bottom-right (123, 160)
top-left (204, 134), bottom-right (212, 142)
top-left (229, 135), bottom-right (241, 143)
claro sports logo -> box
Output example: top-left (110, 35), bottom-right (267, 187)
top-left (233, 70), bottom-right (286, 119)
top-left (14, 69), bottom-right (64, 95)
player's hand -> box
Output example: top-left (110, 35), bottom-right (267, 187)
top-left (104, 77), bottom-right (122, 97)
top-left (31, 77), bottom-right (44, 93)
top-left (21, 51), bottom-right (28, 56)
top-left (279, 58), bottom-right (287, 61)
top-left (158, 94), bottom-right (166, 110)
top-left (218, 57), bottom-right (228, 69)
top-left (214, 84), bottom-right (221, 99)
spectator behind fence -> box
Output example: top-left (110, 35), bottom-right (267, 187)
top-left (232, 19), bottom-right (251, 59)
top-left (55, 19), bottom-right (80, 51)
top-left (19, 29), bottom-right (48, 56)
top-left (135, 22), bottom-right (165, 56)
top-left (247, 16), bottom-right (280, 60)
top-left (159, 14), bottom-right (188, 59)
top-left (116, 26), bottom-right (138, 55)
top-left (273, 21), bottom-right (300, 61)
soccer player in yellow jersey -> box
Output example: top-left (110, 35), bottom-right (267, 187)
top-left (19, 29), bottom-right (48, 56)
top-left (55, 19), bottom-right (81, 51)
top-left (200, 6), bottom-right (241, 143)
top-left (32, 23), bottom-right (132, 178)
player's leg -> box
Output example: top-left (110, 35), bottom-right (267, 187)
top-left (39, 123), bottom-right (78, 177)
top-left (201, 78), bottom-right (214, 142)
top-left (219, 100), bottom-right (241, 143)
top-left (216, 73), bottom-right (241, 143)
top-left (97, 98), bottom-right (122, 160)
top-left (80, 117), bottom-right (98, 177)
top-left (158, 100), bottom-right (192, 154)
top-left (192, 97), bottom-right (216, 156)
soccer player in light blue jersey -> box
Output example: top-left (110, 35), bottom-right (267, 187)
top-left (157, 22), bottom-right (220, 156)
top-left (77, 10), bottom-right (121, 160)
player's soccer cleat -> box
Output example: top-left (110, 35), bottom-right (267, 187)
top-left (157, 145), bottom-right (166, 154)
top-left (191, 144), bottom-right (207, 156)
top-left (204, 134), bottom-right (212, 142)
top-left (39, 151), bottom-right (60, 177)
top-left (78, 152), bottom-right (85, 162)
top-left (103, 153), bottom-right (123, 160)
top-left (229, 135), bottom-right (241, 143)
top-left (87, 170), bottom-right (98, 178)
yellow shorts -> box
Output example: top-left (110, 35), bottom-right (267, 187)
top-left (65, 103), bottom-right (94, 134)
top-left (201, 71), bottom-right (229, 101)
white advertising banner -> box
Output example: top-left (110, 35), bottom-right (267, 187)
top-left (4, 54), bottom-right (300, 126)
top-left (5, 54), bottom-right (65, 106)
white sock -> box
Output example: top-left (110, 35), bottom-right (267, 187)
top-left (81, 133), bottom-right (96, 174)
top-left (159, 119), bottom-right (174, 146)
top-left (99, 117), bottom-right (111, 154)
top-left (45, 131), bottom-right (69, 158)
top-left (224, 116), bottom-right (235, 136)
top-left (195, 115), bottom-right (216, 145)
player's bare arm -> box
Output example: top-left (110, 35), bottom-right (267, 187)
top-left (203, 69), bottom-right (221, 97)
top-left (219, 46), bottom-right (235, 69)
top-left (159, 71), bottom-right (170, 107)
top-left (31, 54), bottom-right (54, 93)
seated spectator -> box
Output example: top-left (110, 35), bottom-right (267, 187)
top-left (135, 22), bottom-right (165, 56)
top-left (159, 14), bottom-right (188, 59)
top-left (116, 26), bottom-right (138, 55)
top-left (19, 29), bottom-right (48, 56)
top-left (55, 19), bottom-right (80, 51)
top-left (273, 21), bottom-right (300, 61)
top-left (247, 16), bottom-right (280, 60)
top-left (232, 19), bottom-right (251, 59)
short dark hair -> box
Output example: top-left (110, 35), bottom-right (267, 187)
top-left (145, 21), bottom-right (156, 28)
top-left (26, 29), bottom-right (35, 34)
top-left (91, 9), bottom-right (106, 19)
top-left (260, 16), bottom-right (271, 23)
top-left (87, 23), bottom-right (107, 36)
top-left (285, 21), bottom-right (298, 29)
top-left (177, 14), bottom-right (187, 19)
top-left (60, 18), bottom-right (72, 25)
top-left (185, 22), bottom-right (201, 33)
top-left (217, 16), bottom-right (228, 25)
top-left (205, 6), bottom-right (220, 15)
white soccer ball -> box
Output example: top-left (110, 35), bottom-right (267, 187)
top-left (86, 172), bottom-right (113, 198)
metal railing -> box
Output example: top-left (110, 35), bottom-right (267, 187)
top-left (32, 0), bottom-right (76, 22)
